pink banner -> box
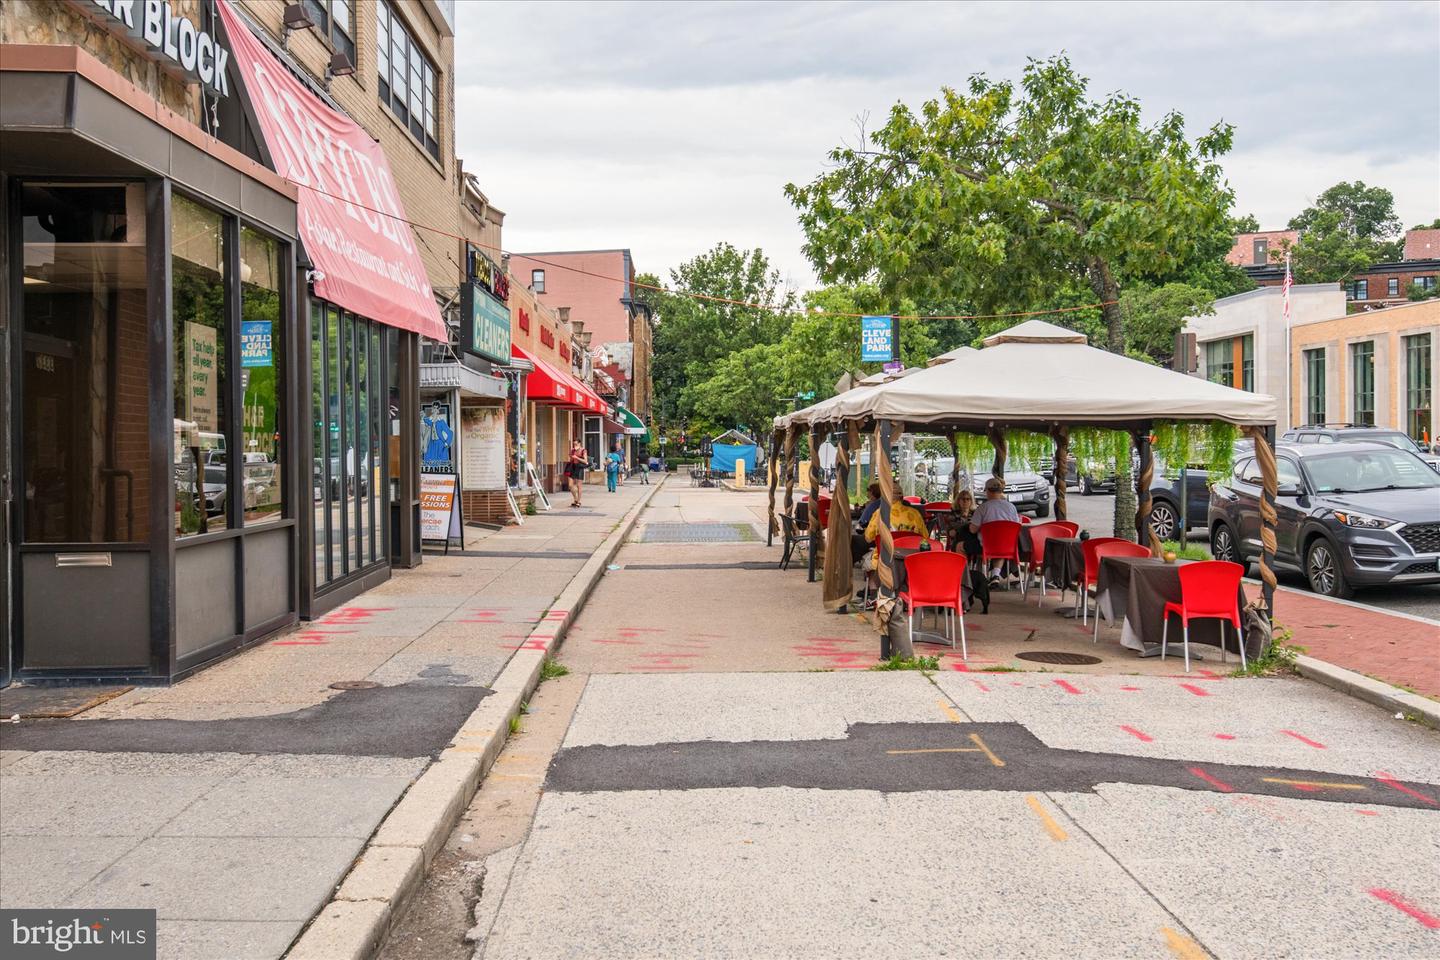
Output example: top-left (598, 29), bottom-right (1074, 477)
top-left (218, 1), bottom-right (444, 339)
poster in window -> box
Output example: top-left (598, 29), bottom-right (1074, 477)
top-left (461, 404), bottom-right (506, 490)
top-left (420, 399), bottom-right (453, 473)
top-left (183, 321), bottom-right (218, 432)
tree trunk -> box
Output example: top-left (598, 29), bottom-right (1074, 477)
top-left (1088, 257), bottom-right (1135, 539)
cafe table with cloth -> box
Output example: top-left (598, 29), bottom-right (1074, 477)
top-left (1093, 555), bottom-right (1251, 659)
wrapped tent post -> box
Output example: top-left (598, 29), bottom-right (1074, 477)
top-left (766, 427), bottom-right (783, 546)
top-left (822, 426), bottom-right (854, 610)
top-left (807, 428), bottom-right (823, 583)
top-left (1242, 425), bottom-right (1280, 623)
top-left (1050, 426), bottom-right (1070, 522)
top-left (948, 432), bottom-right (962, 500)
top-left (1134, 428), bottom-right (1161, 556)
top-left (987, 427), bottom-right (1007, 480)
top-left (782, 426), bottom-right (798, 524)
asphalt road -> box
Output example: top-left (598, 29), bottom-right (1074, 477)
top-left (1057, 486), bottom-right (1440, 621)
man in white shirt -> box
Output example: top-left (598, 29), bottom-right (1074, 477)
top-left (969, 476), bottom-right (1020, 582)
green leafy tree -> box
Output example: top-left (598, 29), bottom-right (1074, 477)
top-left (1283, 181), bottom-right (1404, 283)
top-left (1411, 218), bottom-right (1440, 230)
top-left (786, 56), bottom-right (1239, 539)
top-left (1231, 213), bottom-right (1261, 234)
top-left (1119, 282), bottom-right (1215, 366)
top-left (1408, 282), bottom-right (1440, 302)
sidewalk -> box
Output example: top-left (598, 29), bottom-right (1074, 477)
top-left (0, 479), bottom-right (655, 960)
top-left (1271, 586), bottom-right (1440, 699)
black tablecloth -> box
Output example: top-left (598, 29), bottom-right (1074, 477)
top-left (1041, 537), bottom-right (1082, 592)
top-left (1094, 556), bottom-right (1251, 656)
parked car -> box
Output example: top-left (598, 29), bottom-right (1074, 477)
top-left (1147, 462), bottom-right (1212, 541)
top-left (1208, 441), bottom-right (1440, 597)
top-left (1281, 424), bottom-right (1440, 473)
top-left (970, 464), bottom-right (1051, 517)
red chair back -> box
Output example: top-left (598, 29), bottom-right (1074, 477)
top-left (903, 551), bottom-right (968, 608)
top-left (926, 539), bottom-right (948, 552)
top-left (816, 498), bottom-right (831, 530)
top-left (1019, 515), bottom-right (1031, 524)
top-left (890, 532), bottom-right (924, 551)
top-left (902, 496), bottom-right (923, 506)
top-left (1079, 536), bottom-right (1131, 586)
top-left (1177, 560), bottom-right (1245, 624)
top-left (978, 520), bottom-right (1023, 563)
top-left (1050, 520), bottom-right (1080, 538)
top-left (1090, 539), bottom-right (1152, 585)
top-left (924, 501), bottom-right (952, 513)
top-left (1024, 522), bottom-right (1069, 563)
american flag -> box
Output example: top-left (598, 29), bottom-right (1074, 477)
top-left (1282, 254), bottom-right (1292, 324)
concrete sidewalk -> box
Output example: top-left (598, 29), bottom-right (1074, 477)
top-left (0, 478), bottom-right (656, 960)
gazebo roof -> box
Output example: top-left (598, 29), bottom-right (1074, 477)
top-left (779, 319), bottom-right (1275, 430)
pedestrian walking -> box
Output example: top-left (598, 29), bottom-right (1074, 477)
top-left (567, 440), bottom-right (587, 507)
top-left (605, 443), bottom-right (622, 493)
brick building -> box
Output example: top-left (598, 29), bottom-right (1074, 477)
top-left (507, 249), bottom-right (656, 466)
top-left (1227, 229), bottom-right (1299, 271)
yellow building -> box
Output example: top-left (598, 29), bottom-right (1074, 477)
top-left (1290, 299), bottom-right (1438, 443)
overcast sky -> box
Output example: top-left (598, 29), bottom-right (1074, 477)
top-left (454, 1), bottom-right (1440, 290)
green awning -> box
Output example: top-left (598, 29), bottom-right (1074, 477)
top-left (618, 406), bottom-right (647, 438)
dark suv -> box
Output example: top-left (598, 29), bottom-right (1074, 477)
top-left (1281, 424), bottom-right (1440, 473)
top-left (1208, 442), bottom-right (1440, 597)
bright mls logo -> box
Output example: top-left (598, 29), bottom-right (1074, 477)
top-left (3, 910), bottom-right (155, 958)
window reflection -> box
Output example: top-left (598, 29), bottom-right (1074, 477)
top-left (240, 227), bottom-right (283, 524)
top-left (172, 195), bottom-right (228, 537)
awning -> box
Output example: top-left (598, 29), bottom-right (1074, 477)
top-left (218, 1), bottom-right (445, 341)
top-left (617, 406), bottom-right (648, 437)
top-left (512, 344), bottom-right (606, 413)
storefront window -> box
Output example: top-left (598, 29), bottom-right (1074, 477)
top-left (312, 303), bottom-right (328, 584)
top-left (172, 195), bottom-right (229, 537)
top-left (1351, 341), bottom-right (1376, 426)
top-left (370, 325), bottom-right (385, 563)
top-left (240, 227), bottom-right (283, 524)
top-left (20, 183), bottom-right (150, 544)
top-left (1406, 334), bottom-right (1432, 442)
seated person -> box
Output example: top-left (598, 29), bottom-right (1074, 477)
top-left (858, 490), bottom-right (928, 608)
top-left (851, 483), bottom-right (884, 563)
top-left (969, 476), bottom-right (1020, 584)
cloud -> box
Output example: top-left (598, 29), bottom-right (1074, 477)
top-left (455, 1), bottom-right (1440, 286)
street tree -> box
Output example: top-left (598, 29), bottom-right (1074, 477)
top-left (786, 55), bottom-right (1236, 537)
top-left (1283, 181), bottom-right (1404, 283)
top-left (1120, 282), bottom-right (1216, 366)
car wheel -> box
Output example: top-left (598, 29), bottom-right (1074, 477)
top-left (1305, 538), bottom-right (1354, 599)
top-left (1033, 502), bottom-right (1050, 519)
top-left (1210, 523), bottom-right (1250, 576)
top-left (1080, 475), bottom-right (1094, 496)
top-left (1149, 500), bottom-right (1178, 541)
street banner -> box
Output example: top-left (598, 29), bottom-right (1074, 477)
top-left (419, 474), bottom-right (461, 542)
top-left (861, 315), bottom-right (897, 361)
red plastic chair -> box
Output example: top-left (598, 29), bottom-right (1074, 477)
top-left (1076, 537), bottom-right (1136, 623)
top-left (1019, 515), bottom-right (1032, 524)
top-left (1088, 540), bottom-right (1154, 640)
top-left (902, 495), bottom-right (923, 506)
top-left (1163, 560), bottom-right (1247, 673)
top-left (889, 532), bottom-right (924, 551)
top-left (1024, 521), bottom-right (1072, 603)
top-left (901, 551), bottom-right (969, 657)
top-left (816, 497), bottom-right (831, 531)
top-left (978, 520), bottom-right (1025, 597)
top-left (923, 501), bottom-right (952, 513)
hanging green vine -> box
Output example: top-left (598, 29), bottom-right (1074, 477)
top-left (953, 431), bottom-right (993, 470)
top-left (1070, 428), bottom-right (1130, 475)
top-left (1152, 420), bottom-right (1239, 482)
top-left (1003, 430), bottom-right (1053, 468)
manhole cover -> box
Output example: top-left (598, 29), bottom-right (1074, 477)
top-left (1014, 651), bottom-right (1104, 666)
top-left (329, 680), bottom-right (381, 690)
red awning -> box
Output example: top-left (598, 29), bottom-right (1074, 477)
top-left (513, 344), bottom-right (606, 413)
top-left (219, 2), bottom-right (445, 340)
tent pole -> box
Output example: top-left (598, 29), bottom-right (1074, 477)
top-left (766, 427), bottom-right (782, 546)
top-left (807, 427), bottom-right (823, 583)
top-left (822, 425), bottom-right (855, 610)
top-left (1244, 424), bottom-right (1279, 626)
top-left (948, 432), bottom-right (961, 500)
top-left (987, 427), bottom-right (1007, 480)
top-left (782, 426), bottom-right (798, 529)
top-left (1050, 426), bottom-right (1070, 522)
top-left (1134, 427), bottom-right (1161, 556)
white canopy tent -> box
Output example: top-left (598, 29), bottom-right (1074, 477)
top-left (766, 319), bottom-right (1283, 630)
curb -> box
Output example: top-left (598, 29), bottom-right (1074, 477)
top-left (284, 477), bottom-right (665, 960)
top-left (1294, 654), bottom-right (1440, 731)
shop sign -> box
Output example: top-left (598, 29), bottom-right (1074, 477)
top-left (419, 473), bottom-right (461, 542)
top-left (460, 405), bottom-right (506, 491)
top-left (461, 281), bottom-right (512, 365)
top-left (539, 326), bottom-right (555, 349)
top-left (82, 0), bottom-right (231, 96)
top-left (861, 315), bottom-right (898, 362)
top-left (183, 321), bottom-right (217, 431)
top-left (240, 320), bottom-right (273, 367)
top-left (467, 244), bottom-right (509, 302)
top-left (420, 399), bottom-right (454, 473)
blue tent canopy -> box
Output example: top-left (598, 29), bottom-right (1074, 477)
top-left (710, 443), bottom-right (759, 474)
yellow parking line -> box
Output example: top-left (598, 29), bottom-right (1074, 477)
top-left (1162, 926), bottom-right (1208, 959)
top-left (886, 747), bottom-right (981, 755)
top-left (936, 699), bottom-right (964, 723)
top-left (1261, 778), bottom-right (1366, 791)
top-left (969, 732), bottom-right (1005, 767)
top-left (1025, 795), bottom-right (1068, 842)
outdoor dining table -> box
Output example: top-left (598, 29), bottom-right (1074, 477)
top-left (1041, 536), bottom-right (1084, 596)
top-left (1093, 555), bottom-right (1249, 659)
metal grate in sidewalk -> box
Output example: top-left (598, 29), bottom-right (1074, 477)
top-left (637, 522), bottom-right (761, 543)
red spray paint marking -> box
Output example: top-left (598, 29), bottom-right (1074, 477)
top-left (544, 610), bottom-right (569, 621)
top-left (1280, 729), bottom-right (1326, 749)
top-left (1010, 682), bottom-right (1026, 687)
top-left (969, 679), bottom-right (991, 692)
top-left (1188, 767), bottom-right (1235, 792)
top-left (1368, 889), bottom-right (1440, 930)
top-left (1375, 771), bottom-right (1438, 806)
top-left (1179, 683), bottom-right (1211, 697)
top-left (1119, 725), bottom-right (1153, 742)
top-left (1356, 810), bottom-right (1379, 816)
top-left (1053, 679), bottom-right (1083, 695)
top-left (274, 639), bottom-right (329, 646)
top-left (317, 606), bottom-right (393, 625)
top-left (499, 639), bottom-right (549, 652)
top-left (591, 638), bottom-right (643, 645)
top-left (1214, 733), bottom-right (1236, 741)
top-left (1119, 686), bottom-right (1142, 691)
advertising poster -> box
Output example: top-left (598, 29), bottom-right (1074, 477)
top-left (183, 321), bottom-right (218, 431)
top-left (419, 474), bottom-right (460, 542)
top-left (240, 320), bottom-right (273, 367)
top-left (461, 404), bottom-right (507, 490)
top-left (420, 399), bottom-right (454, 473)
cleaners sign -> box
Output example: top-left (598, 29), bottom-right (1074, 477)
top-left (81, 0), bottom-right (231, 97)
